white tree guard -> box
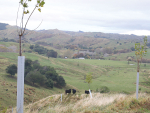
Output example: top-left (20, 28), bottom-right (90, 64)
top-left (136, 72), bottom-right (139, 99)
top-left (89, 89), bottom-right (92, 98)
top-left (17, 56), bottom-right (25, 113)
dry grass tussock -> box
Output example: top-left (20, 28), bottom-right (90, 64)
top-left (6, 93), bottom-right (150, 113)
top-left (107, 93), bottom-right (150, 113)
top-left (7, 93), bottom-right (126, 113)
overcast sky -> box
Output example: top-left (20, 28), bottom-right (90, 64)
top-left (1, 0), bottom-right (150, 35)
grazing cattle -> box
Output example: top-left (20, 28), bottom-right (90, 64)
top-left (65, 89), bottom-right (71, 94)
top-left (72, 89), bottom-right (76, 94)
top-left (85, 90), bottom-right (89, 94)
top-left (6, 89), bottom-right (8, 91)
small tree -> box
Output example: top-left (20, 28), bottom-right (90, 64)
top-left (85, 72), bottom-right (93, 89)
top-left (25, 70), bottom-right (44, 85)
top-left (6, 64), bottom-right (17, 77)
top-left (135, 36), bottom-right (147, 99)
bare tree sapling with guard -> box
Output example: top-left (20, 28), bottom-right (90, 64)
top-left (16, 0), bottom-right (45, 113)
top-left (135, 36), bottom-right (147, 99)
top-left (85, 72), bottom-right (93, 98)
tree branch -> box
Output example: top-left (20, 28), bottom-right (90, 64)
top-left (21, 0), bottom-right (29, 35)
top-left (16, 3), bottom-right (21, 35)
top-left (22, 3), bottom-right (38, 35)
top-left (21, 7), bottom-right (26, 35)
top-left (33, 19), bottom-right (43, 31)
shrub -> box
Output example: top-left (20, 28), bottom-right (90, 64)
top-left (100, 86), bottom-right (110, 93)
top-left (5, 64), bottom-right (17, 77)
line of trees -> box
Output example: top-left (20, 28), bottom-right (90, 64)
top-left (5, 59), bottom-right (66, 88)
top-left (30, 44), bottom-right (57, 58)
top-left (0, 38), bottom-right (16, 42)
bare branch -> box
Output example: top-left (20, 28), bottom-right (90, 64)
top-left (22, 3), bottom-right (38, 35)
top-left (16, 3), bottom-right (21, 35)
top-left (33, 19), bottom-right (43, 31)
top-left (21, 0), bottom-right (29, 35)
top-left (21, 7), bottom-right (26, 35)
top-left (22, 19), bottom-right (43, 36)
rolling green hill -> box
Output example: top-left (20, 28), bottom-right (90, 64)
top-left (0, 50), bottom-right (150, 110)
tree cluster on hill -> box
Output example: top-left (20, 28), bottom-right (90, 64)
top-left (64, 45), bottom-right (77, 50)
top-left (6, 59), bottom-right (66, 88)
top-left (36, 41), bottom-right (53, 46)
top-left (29, 44), bottom-right (57, 58)
top-left (78, 44), bottom-right (88, 49)
top-left (0, 23), bottom-right (8, 30)
top-left (114, 49), bottom-right (131, 54)
top-left (73, 53), bottom-right (84, 58)
top-left (25, 59), bottom-right (66, 88)
top-left (0, 38), bottom-right (16, 42)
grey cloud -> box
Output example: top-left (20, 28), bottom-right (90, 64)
top-left (1, 0), bottom-right (150, 34)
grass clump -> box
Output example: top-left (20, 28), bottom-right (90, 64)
top-left (108, 93), bottom-right (150, 112)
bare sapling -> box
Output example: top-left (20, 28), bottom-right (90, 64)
top-left (85, 72), bottom-right (93, 98)
top-left (135, 36), bottom-right (147, 99)
top-left (16, 0), bottom-right (45, 113)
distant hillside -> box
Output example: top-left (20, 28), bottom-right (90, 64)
top-left (0, 23), bottom-right (8, 30)
top-left (0, 22), bottom-right (149, 51)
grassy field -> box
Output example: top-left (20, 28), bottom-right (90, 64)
top-left (0, 51), bottom-right (150, 110)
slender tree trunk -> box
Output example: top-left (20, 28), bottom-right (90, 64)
top-left (136, 60), bottom-right (140, 99)
top-left (137, 60), bottom-right (139, 72)
top-left (19, 35), bottom-right (22, 56)
top-left (88, 83), bottom-right (90, 89)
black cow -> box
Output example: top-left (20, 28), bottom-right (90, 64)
top-left (85, 90), bottom-right (89, 94)
top-left (65, 89), bottom-right (71, 94)
top-left (72, 89), bottom-right (76, 94)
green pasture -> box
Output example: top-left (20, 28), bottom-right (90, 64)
top-left (0, 52), bottom-right (150, 109)
top-left (0, 52), bottom-right (149, 93)
top-left (66, 59), bottom-right (133, 67)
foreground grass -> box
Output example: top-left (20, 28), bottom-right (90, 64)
top-left (6, 93), bottom-right (150, 113)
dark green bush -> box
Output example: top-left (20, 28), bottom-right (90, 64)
top-left (100, 86), bottom-right (110, 93)
top-left (5, 64), bottom-right (17, 77)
